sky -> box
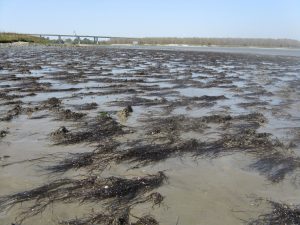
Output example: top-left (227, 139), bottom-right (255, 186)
top-left (0, 0), bottom-right (300, 40)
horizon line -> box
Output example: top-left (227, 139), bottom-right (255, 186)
top-left (1, 32), bottom-right (300, 42)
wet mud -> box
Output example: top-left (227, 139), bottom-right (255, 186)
top-left (0, 45), bottom-right (300, 224)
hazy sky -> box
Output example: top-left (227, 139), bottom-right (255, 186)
top-left (0, 0), bottom-right (299, 40)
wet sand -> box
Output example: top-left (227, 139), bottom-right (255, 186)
top-left (0, 45), bottom-right (300, 225)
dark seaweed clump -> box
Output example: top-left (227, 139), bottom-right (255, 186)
top-left (1, 46), bottom-right (300, 225)
top-left (47, 126), bottom-right (299, 183)
top-left (0, 172), bottom-right (166, 224)
top-left (42, 97), bottom-right (62, 108)
top-left (248, 201), bottom-right (300, 225)
top-left (59, 209), bottom-right (131, 225)
top-left (0, 130), bottom-right (9, 138)
top-left (46, 142), bottom-right (118, 173)
top-left (57, 108), bottom-right (86, 120)
top-left (75, 102), bottom-right (98, 111)
top-left (0, 104), bottom-right (22, 121)
top-left (143, 112), bottom-right (266, 142)
top-left (50, 115), bottom-right (124, 145)
top-left (60, 211), bottom-right (158, 225)
top-left (249, 152), bottom-right (300, 183)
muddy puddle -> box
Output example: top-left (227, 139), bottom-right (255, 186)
top-left (0, 45), bottom-right (300, 225)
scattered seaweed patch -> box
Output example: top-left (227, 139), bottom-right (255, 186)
top-left (117, 139), bottom-right (200, 167)
top-left (1, 46), bottom-right (299, 224)
top-left (59, 209), bottom-right (131, 225)
top-left (132, 215), bottom-right (159, 225)
top-left (143, 113), bottom-right (267, 142)
top-left (46, 142), bottom-right (118, 173)
top-left (50, 115), bottom-right (124, 145)
top-left (59, 194), bottom-right (162, 225)
top-left (47, 126), bottom-right (296, 183)
top-left (42, 97), bottom-right (62, 108)
top-left (75, 102), bottom-right (98, 111)
top-left (0, 104), bottom-right (22, 121)
top-left (248, 200), bottom-right (300, 225)
top-left (249, 152), bottom-right (300, 183)
top-left (0, 172), bottom-right (166, 224)
top-left (0, 129), bottom-right (9, 138)
top-left (57, 109), bottom-right (86, 120)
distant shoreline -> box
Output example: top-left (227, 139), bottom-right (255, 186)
top-left (2, 41), bottom-right (300, 50)
top-left (1, 33), bottom-right (300, 49)
top-left (104, 44), bottom-right (300, 57)
top-left (108, 43), bottom-right (300, 50)
top-left (1, 42), bottom-right (300, 57)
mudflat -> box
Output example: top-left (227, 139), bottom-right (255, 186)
top-left (0, 45), bottom-right (300, 225)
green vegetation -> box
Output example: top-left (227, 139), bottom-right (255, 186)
top-left (99, 111), bottom-right (109, 118)
top-left (0, 32), bottom-right (50, 44)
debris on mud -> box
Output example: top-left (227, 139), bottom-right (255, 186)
top-left (57, 108), bottom-right (86, 120)
top-left (220, 129), bottom-right (277, 151)
top-left (75, 102), bottom-right (98, 111)
top-left (0, 104), bottom-right (22, 121)
top-left (1, 45), bottom-right (300, 224)
top-left (50, 115), bottom-right (124, 145)
top-left (0, 100), bottom-right (23, 106)
top-left (59, 195), bottom-right (161, 225)
top-left (198, 114), bottom-right (232, 123)
top-left (144, 115), bottom-right (207, 142)
top-left (110, 95), bottom-right (222, 114)
top-left (132, 215), bottom-right (159, 225)
top-left (18, 67), bottom-right (31, 74)
top-left (46, 142), bottom-right (118, 173)
top-left (0, 92), bottom-right (25, 101)
top-left (117, 128), bottom-right (282, 167)
top-left (193, 95), bottom-right (228, 101)
top-left (0, 130), bottom-right (9, 138)
top-left (47, 125), bottom-right (296, 183)
top-left (117, 139), bottom-right (200, 167)
top-left (235, 112), bottom-right (267, 124)
top-left (143, 112), bottom-right (267, 142)
top-left (144, 192), bottom-right (164, 207)
top-left (59, 209), bottom-right (131, 225)
top-left (238, 101), bottom-right (269, 109)
top-left (28, 114), bottom-right (48, 120)
top-left (249, 152), bottom-right (300, 183)
top-left (0, 172), bottom-right (166, 224)
top-left (42, 97), bottom-right (61, 108)
top-left (51, 126), bottom-right (69, 136)
top-left (117, 105), bottom-right (133, 120)
top-left (248, 200), bottom-right (300, 225)
top-left (110, 96), bottom-right (167, 107)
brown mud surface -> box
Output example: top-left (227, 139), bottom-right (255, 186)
top-left (0, 45), bottom-right (300, 225)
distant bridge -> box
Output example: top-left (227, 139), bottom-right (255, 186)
top-left (24, 33), bottom-right (124, 44)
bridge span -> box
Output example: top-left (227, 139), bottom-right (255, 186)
top-left (25, 33), bottom-right (123, 44)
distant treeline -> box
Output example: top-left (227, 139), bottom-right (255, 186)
top-left (101, 37), bottom-right (300, 48)
top-left (1, 33), bottom-right (300, 48)
top-left (0, 33), bottom-right (50, 44)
